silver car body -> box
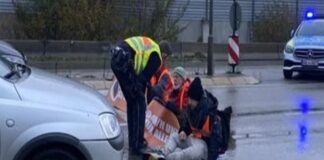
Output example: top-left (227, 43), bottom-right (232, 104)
top-left (0, 58), bottom-right (123, 160)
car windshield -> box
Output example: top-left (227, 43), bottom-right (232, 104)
top-left (296, 20), bottom-right (324, 36)
top-left (0, 56), bottom-right (13, 77)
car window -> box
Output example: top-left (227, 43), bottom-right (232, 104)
top-left (297, 20), bottom-right (324, 36)
top-left (0, 56), bottom-right (12, 77)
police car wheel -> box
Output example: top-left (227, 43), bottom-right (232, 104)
top-left (283, 70), bottom-right (293, 79)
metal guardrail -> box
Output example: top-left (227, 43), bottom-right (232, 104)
top-left (5, 40), bottom-right (285, 55)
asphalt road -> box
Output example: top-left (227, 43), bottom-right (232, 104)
top-left (209, 61), bottom-right (324, 160)
top-left (98, 60), bottom-right (324, 160)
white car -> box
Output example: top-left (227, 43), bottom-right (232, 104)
top-left (283, 13), bottom-right (324, 79)
top-left (0, 56), bottom-right (123, 160)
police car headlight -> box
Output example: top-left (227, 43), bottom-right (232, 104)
top-left (284, 45), bottom-right (294, 54)
top-left (284, 40), bottom-right (295, 54)
top-left (99, 113), bottom-right (121, 139)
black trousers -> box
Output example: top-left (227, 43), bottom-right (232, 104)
top-left (111, 46), bottom-right (146, 154)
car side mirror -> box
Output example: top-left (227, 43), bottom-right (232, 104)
top-left (290, 29), bottom-right (295, 37)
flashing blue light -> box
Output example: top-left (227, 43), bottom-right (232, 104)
top-left (298, 120), bottom-right (308, 151)
top-left (305, 10), bottom-right (316, 19)
top-left (299, 124), bottom-right (307, 141)
top-left (298, 98), bottom-right (311, 114)
top-left (300, 100), bottom-right (310, 114)
top-left (307, 12), bottom-right (314, 18)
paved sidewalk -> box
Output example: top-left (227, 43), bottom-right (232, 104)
top-left (79, 74), bottom-right (259, 90)
top-left (53, 69), bottom-right (259, 90)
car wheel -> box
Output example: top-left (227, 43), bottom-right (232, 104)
top-left (283, 70), bottom-right (293, 79)
top-left (31, 148), bottom-right (82, 160)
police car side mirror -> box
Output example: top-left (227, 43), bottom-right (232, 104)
top-left (290, 29), bottom-right (295, 37)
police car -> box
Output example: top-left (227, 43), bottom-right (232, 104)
top-left (283, 11), bottom-right (324, 79)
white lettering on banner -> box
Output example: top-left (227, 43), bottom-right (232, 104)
top-left (165, 123), bottom-right (177, 134)
top-left (154, 130), bottom-right (161, 141)
top-left (151, 114), bottom-right (159, 126)
top-left (144, 111), bottom-right (178, 143)
top-left (153, 129), bottom-right (168, 142)
top-left (146, 110), bottom-right (152, 119)
top-left (158, 120), bottom-right (166, 130)
top-left (146, 121), bottom-right (154, 133)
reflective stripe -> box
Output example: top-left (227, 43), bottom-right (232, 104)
top-left (128, 38), bottom-right (142, 74)
top-left (178, 80), bottom-right (190, 110)
top-left (179, 86), bottom-right (185, 110)
top-left (134, 38), bottom-right (144, 74)
top-left (137, 37), bottom-right (146, 73)
top-left (129, 38), bottom-right (141, 53)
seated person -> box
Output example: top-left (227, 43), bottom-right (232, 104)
top-left (156, 77), bottom-right (232, 160)
top-left (166, 66), bottom-right (191, 113)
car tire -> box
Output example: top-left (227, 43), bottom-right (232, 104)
top-left (31, 147), bottom-right (82, 160)
top-left (283, 70), bottom-right (293, 79)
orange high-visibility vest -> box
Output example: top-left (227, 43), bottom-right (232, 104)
top-left (192, 116), bottom-right (211, 139)
top-left (150, 67), bottom-right (174, 102)
top-left (178, 80), bottom-right (190, 110)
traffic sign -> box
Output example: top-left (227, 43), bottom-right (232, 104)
top-left (230, 1), bottom-right (242, 31)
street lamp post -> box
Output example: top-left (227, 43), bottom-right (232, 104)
top-left (207, 0), bottom-right (213, 76)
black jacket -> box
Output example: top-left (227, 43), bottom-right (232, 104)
top-left (179, 90), bottom-right (220, 160)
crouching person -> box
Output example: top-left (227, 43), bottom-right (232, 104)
top-left (160, 77), bottom-right (232, 160)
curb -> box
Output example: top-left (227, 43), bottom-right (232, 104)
top-left (79, 75), bottom-right (260, 90)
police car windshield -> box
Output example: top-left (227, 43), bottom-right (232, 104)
top-left (296, 20), bottom-right (324, 36)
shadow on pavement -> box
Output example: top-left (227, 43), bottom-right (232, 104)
top-left (294, 72), bottom-right (324, 82)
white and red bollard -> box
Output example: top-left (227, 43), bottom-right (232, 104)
top-left (228, 35), bottom-right (240, 73)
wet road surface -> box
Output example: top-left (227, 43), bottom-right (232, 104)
top-left (98, 61), bottom-right (324, 160)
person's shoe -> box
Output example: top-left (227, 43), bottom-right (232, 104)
top-left (148, 146), bottom-right (165, 155)
top-left (138, 146), bottom-right (151, 154)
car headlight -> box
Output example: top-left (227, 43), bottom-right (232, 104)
top-left (284, 45), bottom-right (294, 54)
top-left (99, 113), bottom-right (121, 139)
top-left (284, 40), bottom-right (294, 54)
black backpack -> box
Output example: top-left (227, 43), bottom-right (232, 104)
top-left (217, 106), bottom-right (232, 154)
top-left (205, 91), bottom-right (232, 154)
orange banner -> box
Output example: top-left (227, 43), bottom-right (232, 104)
top-left (107, 79), bottom-right (180, 147)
